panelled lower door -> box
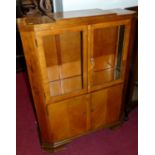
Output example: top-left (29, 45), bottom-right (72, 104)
top-left (47, 95), bottom-right (90, 142)
top-left (91, 84), bottom-right (123, 129)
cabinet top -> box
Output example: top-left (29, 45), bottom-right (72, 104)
top-left (17, 9), bottom-right (135, 30)
top-left (52, 9), bottom-right (134, 20)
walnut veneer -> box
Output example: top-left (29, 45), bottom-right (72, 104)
top-left (17, 9), bottom-right (135, 151)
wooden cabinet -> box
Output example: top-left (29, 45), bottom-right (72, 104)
top-left (17, 9), bottom-right (135, 150)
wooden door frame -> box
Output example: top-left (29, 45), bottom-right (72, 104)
top-left (88, 19), bottom-right (132, 92)
top-left (34, 25), bottom-right (88, 103)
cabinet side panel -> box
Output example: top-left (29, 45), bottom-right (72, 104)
top-left (19, 31), bottom-right (51, 143)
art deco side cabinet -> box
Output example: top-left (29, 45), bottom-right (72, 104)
top-left (17, 9), bottom-right (135, 151)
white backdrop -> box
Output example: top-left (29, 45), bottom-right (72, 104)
top-left (53, 0), bottom-right (138, 12)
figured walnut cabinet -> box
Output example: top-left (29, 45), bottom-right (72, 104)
top-left (17, 9), bottom-right (135, 150)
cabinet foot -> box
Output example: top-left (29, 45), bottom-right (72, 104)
top-left (41, 143), bottom-right (67, 153)
top-left (109, 121), bottom-right (123, 130)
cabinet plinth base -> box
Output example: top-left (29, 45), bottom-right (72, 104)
top-left (41, 142), bottom-right (67, 153)
top-left (109, 121), bottom-right (123, 130)
top-left (41, 120), bottom-right (124, 152)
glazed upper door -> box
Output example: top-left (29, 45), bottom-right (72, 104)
top-left (35, 26), bottom-right (88, 100)
top-left (88, 20), bottom-right (131, 91)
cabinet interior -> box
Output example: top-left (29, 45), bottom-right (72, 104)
top-left (43, 25), bottom-right (125, 97)
top-left (43, 31), bottom-right (84, 96)
top-left (92, 25), bottom-right (125, 86)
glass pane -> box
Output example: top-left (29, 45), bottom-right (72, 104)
top-left (92, 25), bottom-right (125, 86)
top-left (43, 31), bottom-right (84, 96)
